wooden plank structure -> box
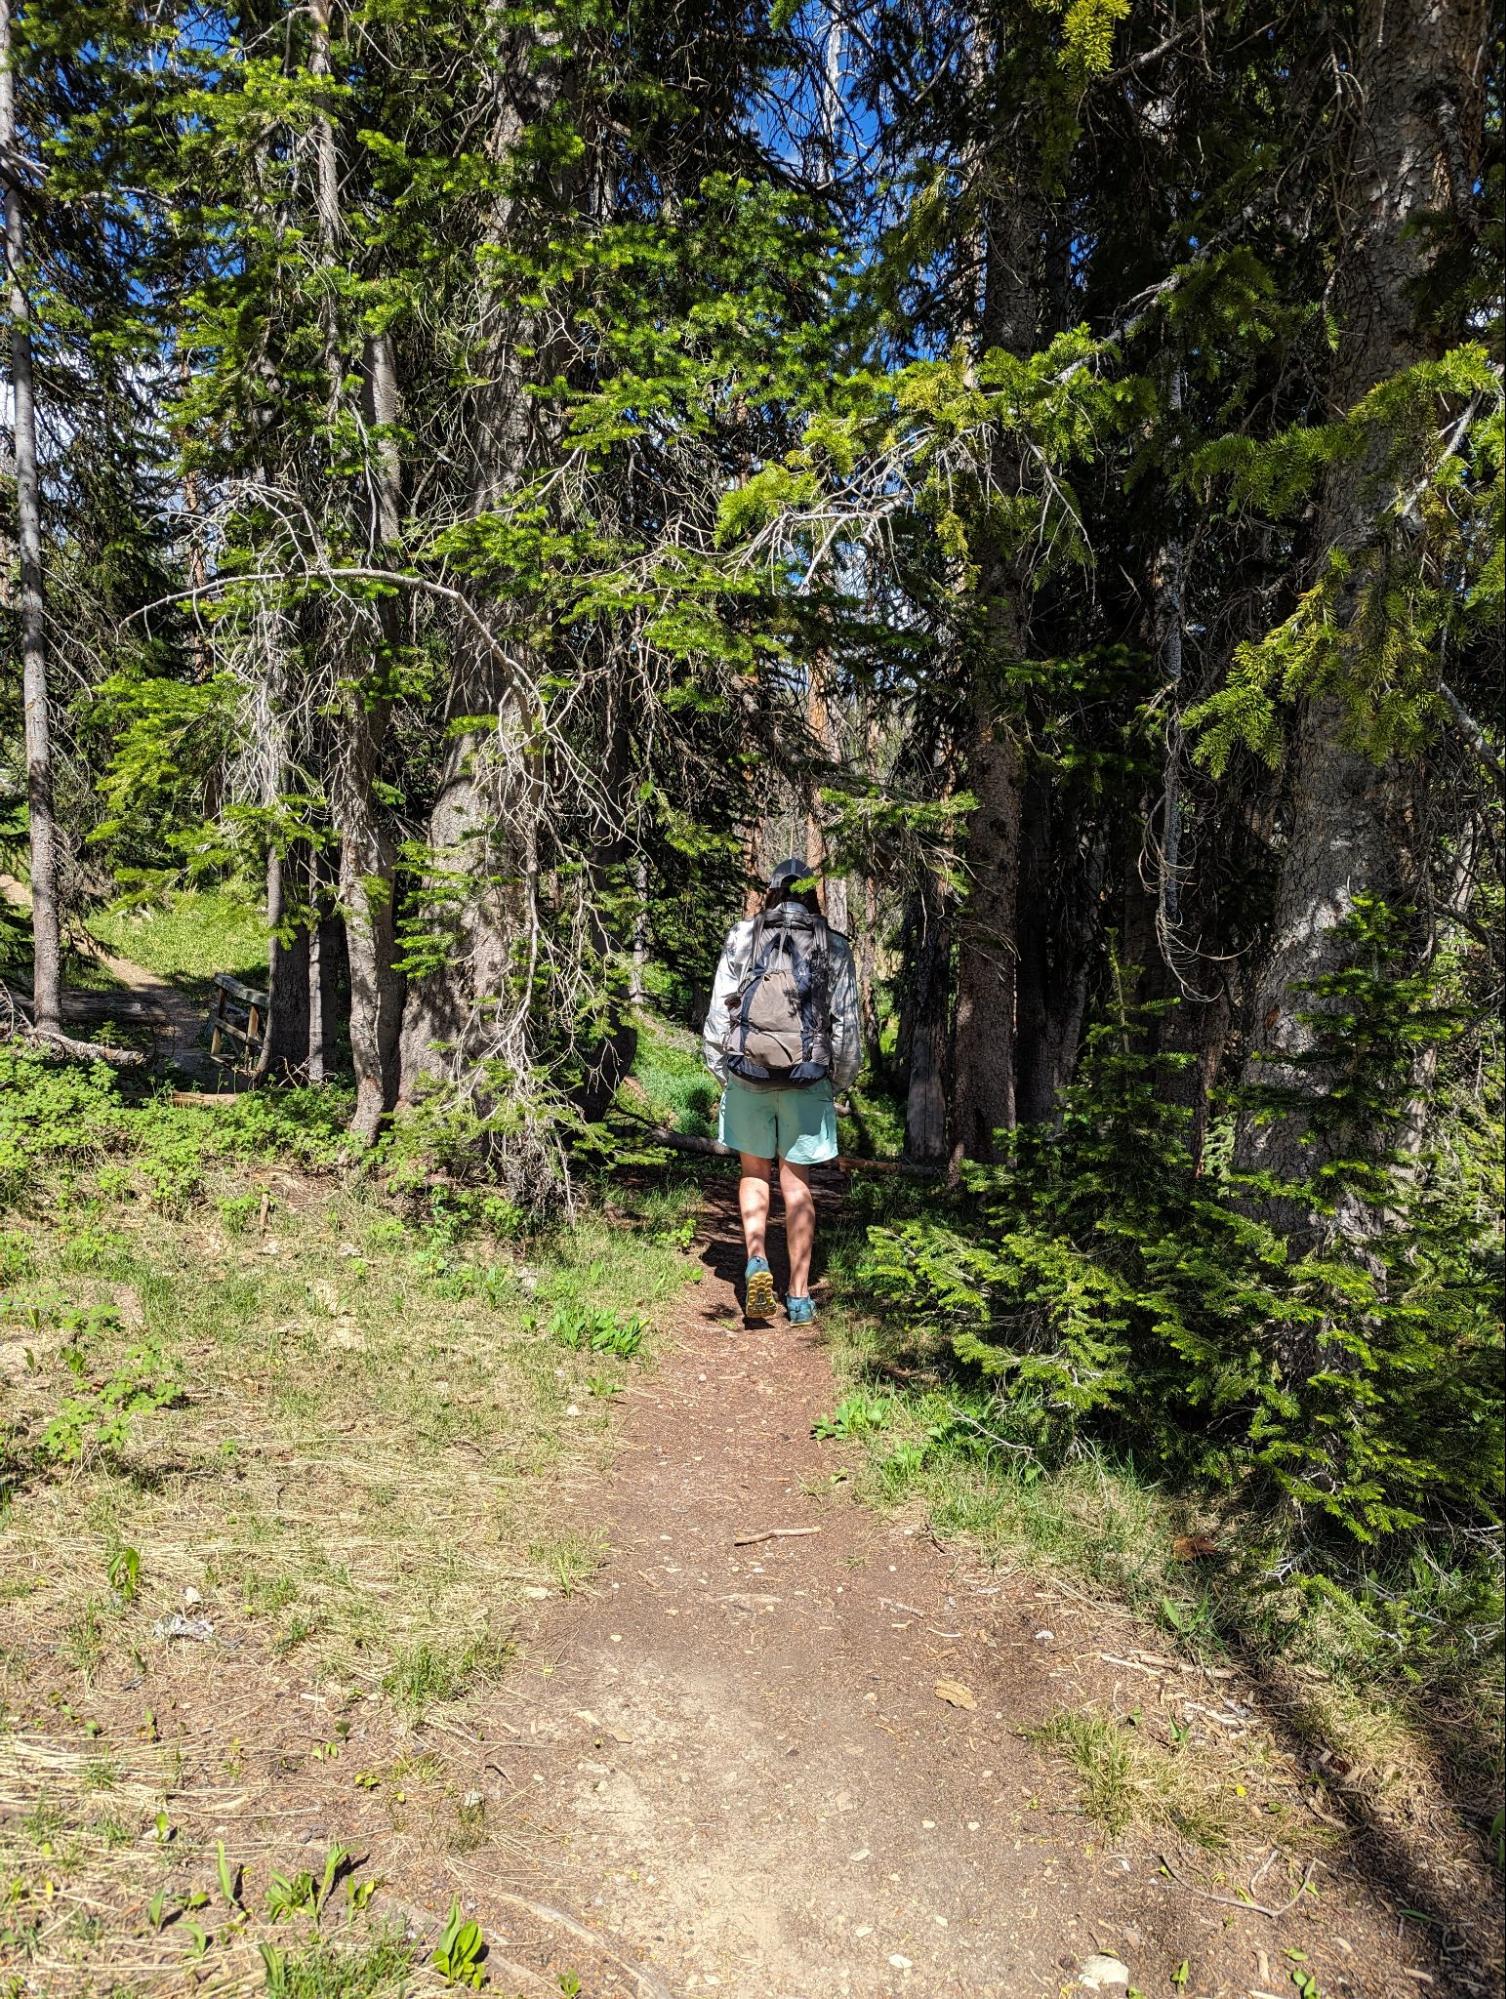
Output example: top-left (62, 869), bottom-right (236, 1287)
top-left (208, 972), bottom-right (268, 1072)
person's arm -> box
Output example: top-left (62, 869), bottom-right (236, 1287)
top-left (702, 922), bottom-right (748, 1082)
top-left (829, 936), bottom-right (862, 1092)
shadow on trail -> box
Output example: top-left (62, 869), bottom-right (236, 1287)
top-left (695, 1169), bottom-right (845, 1323)
top-left (1230, 1647), bottom-right (1504, 1995)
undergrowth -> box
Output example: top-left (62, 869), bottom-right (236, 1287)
top-left (0, 1050), bottom-right (701, 1993)
top-left (813, 936), bottom-right (1504, 1867)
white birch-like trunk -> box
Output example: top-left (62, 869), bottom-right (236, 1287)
top-left (1, 0), bottom-right (61, 1035)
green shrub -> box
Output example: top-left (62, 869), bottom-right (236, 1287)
top-left (861, 910), bottom-right (1503, 1547)
top-left (0, 1051), bottom-right (353, 1214)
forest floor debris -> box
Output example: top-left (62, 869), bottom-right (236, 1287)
top-left (0, 1171), bottom-right (1499, 1997)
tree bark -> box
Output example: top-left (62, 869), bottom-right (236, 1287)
top-left (947, 107), bottom-right (1040, 1164)
top-left (340, 330), bottom-right (407, 1138)
top-left (336, 713), bottom-right (403, 1140)
top-left (951, 673), bottom-right (1023, 1159)
top-left (396, 23), bottom-right (560, 1126)
top-left (256, 846), bottom-right (312, 1080)
top-left (306, 853), bottom-right (343, 1083)
top-left (305, 5), bottom-right (407, 1137)
top-left (1, 0), bottom-right (62, 1036)
top-left (1015, 772), bottom-right (1101, 1123)
top-left (1235, 0), bottom-right (1486, 1243)
top-left (901, 876), bottom-right (949, 1163)
top-left (629, 851), bottom-right (648, 1006)
top-left (803, 656), bottom-right (850, 931)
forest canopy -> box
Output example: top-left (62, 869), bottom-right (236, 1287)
top-left (1, 0), bottom-right (1502, 1560)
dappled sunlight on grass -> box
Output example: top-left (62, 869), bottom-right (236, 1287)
top-left (89, 882), bottom-right (269, 990)
top-left (0, 1130), bottom-right (698, 1992)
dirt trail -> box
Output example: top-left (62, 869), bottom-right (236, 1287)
top-left (1, 872), bottom-right (213, 1076)
top-left (479, 1185), bottom-right (1490, 1999)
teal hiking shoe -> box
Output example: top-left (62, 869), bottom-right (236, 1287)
top-left (744, 1257), bottom-right (776, 1321)
top-left (786, 1294), bottom-right (817, 1327)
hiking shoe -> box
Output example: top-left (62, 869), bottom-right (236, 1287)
top-left (786, 1294), bottom-right (817, 1327)
top-left (744, 1257), bottom-right (776, 1321)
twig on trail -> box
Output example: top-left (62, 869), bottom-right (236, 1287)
top-left (1156, 1849), bottom-right (1319, 1919)
top-left (733, 1525), bottom-right (823, 1547)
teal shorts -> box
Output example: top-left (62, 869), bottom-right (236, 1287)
top-left (718, 1076), bottom-right (838, 1165)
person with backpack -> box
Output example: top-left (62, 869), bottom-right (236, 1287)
top-left (702, 857), bottom-right (862, 1325)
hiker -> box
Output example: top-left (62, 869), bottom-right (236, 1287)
top-left (702, 858), bottom-right (862, 1325)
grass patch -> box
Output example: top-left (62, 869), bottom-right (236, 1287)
top-left (813, 1200), bottom-right (1506, 1873)
top-left (255, 1929), bottom-right (415, 1997)
top-left (380, 1632), bottom-right (514, 1718)
top-left (1034, 1707), bottom-right (1234, 1849)
top-left (625, 1011), bottom-right (718, 1137)
top-left (528, 1529), bottom-right (607, 1596)
top-left (89, 882), bottom-right (268, 991)
top-left (0, 1092), bottom-right (698, 1990)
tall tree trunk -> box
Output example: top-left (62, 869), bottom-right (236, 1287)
top-left (1234, 0), bottom-right (1486, 1248)
top-left (256, 847), bottom-right (312, 1080)
top-left (1, 0), bottom-right (61, 1036)
top-left (306, 4), bottom-right (406, 1137)
top-left (306, 852), bottom-right (343, 1083)
top-left (951, 671), bottom-right (1023, 1159)
top-left (902, 876), bottom-right (949, 1163)
top-left (341, 329), bottom-right (408, 1137)
top-left (396, 27), bottom-right (560, 1144)
top-left (858, 866), bottom-right (881, 1072)
top-left (336, 711), bottom-right (403, 1139)
top-left (803, 656), bottom-right (849, 930)
top-left (629, 851), bottom-right (648, 1006)
top-left (948, 130), bottom-right (1040, 1163)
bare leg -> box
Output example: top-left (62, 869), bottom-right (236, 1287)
top-left (738, 1153), bottom-right (772, 1261)
top-left (779, 1157), bottom-right (815, 1296)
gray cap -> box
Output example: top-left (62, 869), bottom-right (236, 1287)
top-left (769, 856), bottom-right (812, 890)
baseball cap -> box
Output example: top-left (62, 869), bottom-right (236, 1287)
top-left (769, 856), bottom-right (813, 890)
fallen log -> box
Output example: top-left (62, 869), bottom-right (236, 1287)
top-left (618, 1115), bottom-right (941, 1177)
top-left (2, 986), bottom-right (147, 1068)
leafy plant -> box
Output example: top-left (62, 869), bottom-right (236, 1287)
top-left (812, 1392), bottom-right (894, 1440)
top-left (38, 1333), bottom-right (179, 1466)
top-left (547, 1304), bottom-right (646, 1357)
top-left (432, 1899), bottom-right (487, 1988)
top-left (215, 1839), bottom-right (241, 1910)
top-left (107, 1546), bottom-right (140, 1604)
top-left (860, 921), bottom-right (1503, 1544)
top-left (266, 1845), bottom-right (348, 1927)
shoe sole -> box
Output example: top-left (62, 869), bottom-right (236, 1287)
top-left (745, 1270), bottom-right (777, 1320)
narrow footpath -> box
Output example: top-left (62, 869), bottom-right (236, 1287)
top-left (468, 1186), bottom-right (1495, 1999)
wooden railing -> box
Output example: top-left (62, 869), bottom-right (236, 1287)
top-left (208, 972), bottom-right (268, 1072)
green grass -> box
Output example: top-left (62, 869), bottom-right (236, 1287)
top-left (0, 1075), bottom-right (700, 1991)
top-left (1033, 1708), bottom-right (1234, 1848)
top-left (89, 882), bottom-right (268, 990)
top-left (626, 1011), bottom-right (719, 1137)
top-left (837, 1074), bottom-right (905, 1159)
top-left (256, 1930), bottom-right (415, 1997)
top-left (380, 1632), bottom-right (514, 1717)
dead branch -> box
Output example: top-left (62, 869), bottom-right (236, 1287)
top-left (2, 985), bottom-right (147, 1067)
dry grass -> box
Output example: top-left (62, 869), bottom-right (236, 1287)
top-left (0, 1165), bottom-right (698, 1996)
top-left (1033, 1705), bottom-right (1242, 1851)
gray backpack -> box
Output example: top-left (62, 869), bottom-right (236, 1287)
top-left (725, 905), bottom-right (832, 1088)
